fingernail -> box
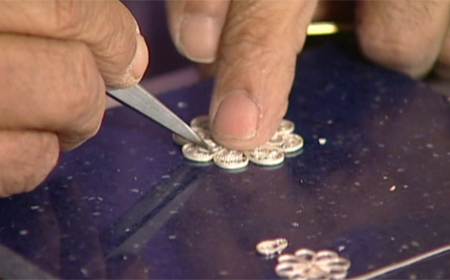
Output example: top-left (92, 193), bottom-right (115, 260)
top-left (178, 14), bottom-right (221, 63)
top-left (212, 90), bottom-right (260, 140)
top-left (127, 34), bottom-right (149, 83)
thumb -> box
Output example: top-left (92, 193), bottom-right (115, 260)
top-left (209, 0), bottom-right (317, 150)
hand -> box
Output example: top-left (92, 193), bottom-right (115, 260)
top-left (0, 0), bottom-right (149, 197)
top-left (166, 0), bottom-right (450, 149)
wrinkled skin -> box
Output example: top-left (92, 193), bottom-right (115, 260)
top-left (0, 0), bottom-right (149, 196)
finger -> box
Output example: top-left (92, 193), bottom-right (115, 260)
top-left (434, 27), bottom-right (450, 79)
top-left (0, 130), bottom-right (59, 197)
top-left (0, 0), bottom-right (149, 86)
top-left (209, 0), bottom-right (317, 149)
top-left (0, 34), bottom-right (105, 150)
top-left (356, 0), bottom-right (450, 78)
top-left (166, 0), bottom-right (230, 63)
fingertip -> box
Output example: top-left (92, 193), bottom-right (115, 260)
top-left (58, 123), bottom-right (100, 151)
top-left (103, 33), bottom-right (149, 88)
top-left (178, 14), bottom-right (221, 63)
top-left (210, 89), bottom-right (284, 150)
top-left (128, 34), bottom-right (149, 83)
top-left (0, 131), bottom-right (59, 197)
top-left (211, 90), bottom-right (260, 143)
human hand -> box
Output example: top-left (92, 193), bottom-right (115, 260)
top-left (167, 0), bottom-right (450, 149)
top-left (0, 0), bottom-right (149, 197)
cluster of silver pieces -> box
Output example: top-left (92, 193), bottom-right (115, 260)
top-left (174, 115), bottom-right (304, 169)
top-left (256, 239), bottom-right (351, 280)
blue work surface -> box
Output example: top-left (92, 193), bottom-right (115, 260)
top-left (1, 43), bottom-right (450, 279)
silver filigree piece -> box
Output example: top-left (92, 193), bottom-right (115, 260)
top-left (246, 145), bottom-right (285, 166)
top-left (277, 119), bottom-right (295, 135)
top-left (276, 248), bottom-right (351, 280)
top-left (281, 133), bottom-right (304, 153)
top-left (213, 149), bottom-right (249, 170)
top-left (176, 116), bottom-right (304, 168)
top-left (196, 129), bottom-right (223, 153)
top-left (268, 133), bottom-right (285, 147)
top-left (192, 127), bottom-right (209, 138)
top-left (182, 143), bottom-right (215, 162)
top-left (204, 138), bottom-right (223, 153)
top-left (190, 115), bottom-right (210, 131)
top-left (256, 238), bottom-right (288, 256)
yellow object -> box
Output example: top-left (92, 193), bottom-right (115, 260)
top-left (307, 22), bottom-right (339, 36)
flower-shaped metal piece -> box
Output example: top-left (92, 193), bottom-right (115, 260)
top-left (275, 248), bottom-right (351, 280)
top-left (174, 115), bottom-right (304, 170)
top-left (256, 238), bottom-right (289, 256)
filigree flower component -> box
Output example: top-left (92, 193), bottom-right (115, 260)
top-left (246, 145), bottom-right (285, 166)
top-left (256, 238), bottom-right (289, 256)
top-left (190, 115), bottom-right (210, 130)
top-left (275, 248), bottom-right (351, 280)
top-left (174, 115), bottom-right (304, 169)
top-left (277, 119), bottom-right (295, 135)
top-left (213, 149), bottom-right (249, 170)
top-left (182, 143), bottom-right (215, 162)
top-left (269, 133), bottom-right (286, 147)
top-left (280, 134), bottom-right (304, 153)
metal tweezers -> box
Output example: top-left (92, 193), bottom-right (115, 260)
top-left (106, 84), bottom-right (208, 148)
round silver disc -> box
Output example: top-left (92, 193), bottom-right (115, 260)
top-left (268, 133), bottom-right (284, 147)
top-left (281, 133), bottom-right (304, 153)
top-left (276, 119), bottom-right (295, 135)
top-left (190, 115), bottom-right (210, 131)
top-left (182, 143), bottom-right (215, 162)
top-left (246, 145), bottom-right (284, 166)
top-left (213, 149), bottom-right (249, 170)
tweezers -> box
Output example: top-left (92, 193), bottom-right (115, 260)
top-left (106, 84), bottom-right (208, 148)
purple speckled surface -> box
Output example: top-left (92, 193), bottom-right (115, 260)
top-left (1, 43), bottom-right (450, 279)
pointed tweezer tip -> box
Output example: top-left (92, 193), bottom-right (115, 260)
top-left (193, 137), bottom-right (211, 150)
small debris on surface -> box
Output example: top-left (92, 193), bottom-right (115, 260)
top-left (318, 138), bottom-right (327, 145)
top-left (177, 101), bottom-right (188, 109)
